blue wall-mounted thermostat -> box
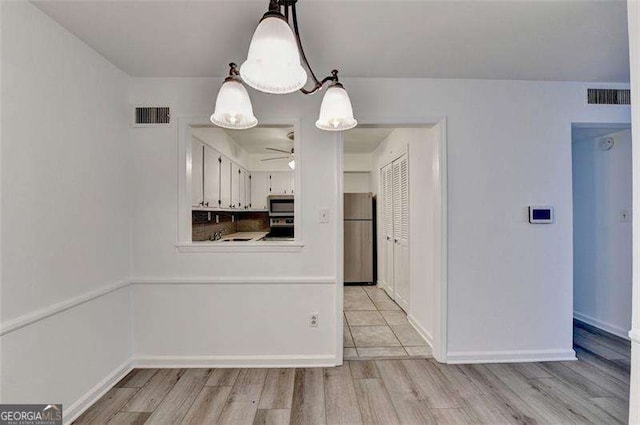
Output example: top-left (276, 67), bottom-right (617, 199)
top-left (529, 206), bottom-right (554, 224)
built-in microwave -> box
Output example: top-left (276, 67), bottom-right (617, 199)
top-left (268, 195), bottom-right (294, 217)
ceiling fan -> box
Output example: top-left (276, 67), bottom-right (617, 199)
top-left (261, 131), bottom-right (295, 169)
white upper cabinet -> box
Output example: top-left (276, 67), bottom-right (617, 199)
top-left (191, 139), bottom-right (204, 207)
top-left (203, 145), bottom-right (220, 208)
top-left (251, 172), bottom-right (269, 210)
top-left (289, 172), bottom-right (295, 194)
top-left (231, 163), bottom-right (241, 209)
top-left (245, 171), bottom-right (252, 209)
top-left (269, 172), bottom-right (294, 195)
top-left (220, 155), bottom-right (231, 209)
top-left (238, 167), bottom-right (247, 209)
top-left (192, 141), bottom-right (294, 211)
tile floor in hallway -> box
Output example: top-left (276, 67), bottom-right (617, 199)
top-left (343, 285), bottom-right (432, 359)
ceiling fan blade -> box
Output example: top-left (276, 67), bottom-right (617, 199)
top-left (265, 147), bottom-right (291, 154)
top-left (261, 157), bottom-right (290, 161)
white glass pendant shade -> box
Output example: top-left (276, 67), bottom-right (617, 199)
top-left (210, 79), bottom-right (258, 130)
top-left (315, 84), bottom-right (357, 131)
top-left (240, 16), bottom-right (307, 94)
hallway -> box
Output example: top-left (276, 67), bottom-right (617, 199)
top-left (343, 285), bottom-right (431, 359)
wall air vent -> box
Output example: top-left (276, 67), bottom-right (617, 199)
top-left (587, 88), bottom-right (630, 105)
top-left (133, 106), bottom-right (171, 125)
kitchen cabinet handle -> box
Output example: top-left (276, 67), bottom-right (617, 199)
top-left (394, 238), bottom-right (399, 243)
top-left (386, 236), bottom-right (390, 241)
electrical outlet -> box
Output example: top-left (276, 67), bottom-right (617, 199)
top-left (208, 212), bottom-right (211, 221)
top-left (620, 209), bottom-right (632, 222)
top-left (310, 313), bottom-right (319, 327)
top-left (216, 214), bottom-right (219, 224)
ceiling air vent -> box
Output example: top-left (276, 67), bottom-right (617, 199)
top-left (134, 106), bottom-right (171, 125)
top-left (587, 88), bottom-right (630, 105)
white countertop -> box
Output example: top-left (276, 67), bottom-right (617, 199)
top-left (218, 231), bottom-right (268, 242)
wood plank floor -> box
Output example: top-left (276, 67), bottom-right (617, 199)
top-left (75, 321), bottom-right (630, 424)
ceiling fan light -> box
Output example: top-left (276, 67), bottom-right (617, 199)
top-left (210, 79), bottom-right (258, 130)
top-left (315, 84), bottom-right (357, 131)
top-left (288, 159), bottom-right (296, 170)
top-left (240, 14), bottom-right (307, 94)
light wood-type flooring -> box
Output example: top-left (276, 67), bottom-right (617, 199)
top-left (74, 320), bottom-right (630, 424)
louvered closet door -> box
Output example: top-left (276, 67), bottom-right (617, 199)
top-left (381, 164), bottom-right (395, 297)
top-left (393, 154), bottom-right (410, 311)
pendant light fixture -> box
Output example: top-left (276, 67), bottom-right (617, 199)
top-left (210, 65), bottom-right (258, 130)
top-left (211, 0), bottom-right (357, 132)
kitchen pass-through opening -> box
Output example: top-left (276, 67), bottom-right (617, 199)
top-left (188, 124), bottom-right (298, 245)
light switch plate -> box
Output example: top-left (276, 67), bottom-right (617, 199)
top-left (319, 209), bottom-right (330, 223)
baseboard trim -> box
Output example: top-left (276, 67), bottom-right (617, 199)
top-left (407, 314), bottom-right (433, 347)
top-left (0, 279), bottom-right (130, 336)
top-left (64, 359), bottom-right (134, 425)
top-left (446, 349), bottom-right (577, 364)
top-left (573, 312), bottom-right (631, 340)
top-left (133, 354), bottom-right (338, 368)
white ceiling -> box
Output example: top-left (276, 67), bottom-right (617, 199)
top-left (572, 124), bottom-right (631, 142)
top-left (32, 0), bottom-right (629, 82)
top-left (192, 124), bottom-right (393, 154)
top-left (224, 126), bottom-right (293, 153)
top-left (344, 127), bottom-right (395, 154)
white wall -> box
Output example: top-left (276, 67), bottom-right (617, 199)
top-left (572, 129), bottom-right (632, 338)
top-left (348, 78), bottom-right (629, 361)
top-left (372, 127), bottom-right (440, 345)
top-left (344, 153), bottom-right (373, 172)
top-left (0, 1), bottom-right (131, 415)
top-left (344, 154), bottom-right (373, 192)
top-left (344, 172), bottom-right (371, 193)
top-left (129, 79), bottom-right (339, 363)
top-left (129, 76), bottom-right (630, 364)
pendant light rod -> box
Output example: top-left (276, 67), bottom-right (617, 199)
top-left (288, 1), bottom-right (337, 95)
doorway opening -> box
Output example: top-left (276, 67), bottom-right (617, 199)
top-left (571, 123), bottom-right (632, 362)
top-left (340, 123), bottom-right (447, 361)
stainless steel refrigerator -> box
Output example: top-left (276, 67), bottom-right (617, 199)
top-left (344, 193), bottom-right (375, 283)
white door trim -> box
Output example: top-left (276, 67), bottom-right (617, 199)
top-left (626, 2), bottom-right (640, 422)
top-left (336, 131), bottom-right (345, 365)
top-left (340, 116), bottom-right (449, 363)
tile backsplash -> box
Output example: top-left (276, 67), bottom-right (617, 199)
top-left (192, 211), bottom-right (269, 241)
